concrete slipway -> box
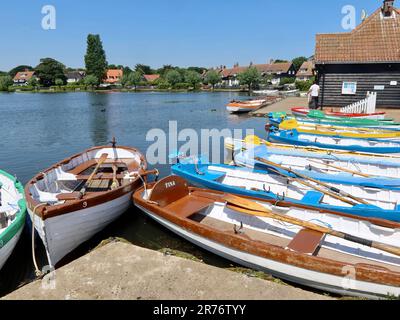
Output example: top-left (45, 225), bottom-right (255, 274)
top-left (3, 241), bottom-right (331, 300)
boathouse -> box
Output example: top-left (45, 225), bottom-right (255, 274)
top-left (315, 0), bottom-right (400, 108)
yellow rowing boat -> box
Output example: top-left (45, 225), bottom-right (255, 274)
top-left (279, 119), bottom-right (400, 139)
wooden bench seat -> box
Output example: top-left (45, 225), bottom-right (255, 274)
top-left (164, 195), bottom-right (213, 219)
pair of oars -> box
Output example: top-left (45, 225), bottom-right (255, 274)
top-left (194, 191), bottom-right (400, 257)
top-left (254, 157), bottom-right (370, 206)
top-left (79, 153), bottom-right (109, 197)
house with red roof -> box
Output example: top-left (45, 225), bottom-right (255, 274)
top-left (13, 70), bottom-right (36, 86)
top-left (143, 74), bottom-right (160, 83)
top-left (206, 61), bottom-right (296, 88)
top-left (104, 69), bottom-right (123, 84)
top-left (315, 0), bottom-right (400, 108)
top-left (296, 60), bottom-right (315, 82)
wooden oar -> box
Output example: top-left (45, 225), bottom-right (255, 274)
top-left (307, 159), bottom-right (371, 178)
top-left (225, 202), bottom-right (400, 257)
top-left (80, 153), bottom-right (108, 197)
top-left (255, 157), bottom-right (370, 205)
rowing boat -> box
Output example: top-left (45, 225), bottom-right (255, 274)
top-left (292, 107), bottom-right (387, 120)
top-left (230, 144), bottom-right (400, 188)
top-left (269, 112), bottom-right (400, 130)
top-left (226, 99), bottom-right (267, 113)
top-left (133, 175), bottom-right (400, 298)
top-left (25, 141), bottom-right (155, 267)
top-left (0, 170), bottom-right (26, 271)
top-left (278, 119), bottom-right (400, 140)
top-left (171, 162), bottom-right (400, 222)
top-left (268, 129), bottom-right (400, 154)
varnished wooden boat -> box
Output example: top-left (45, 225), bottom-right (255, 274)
top-left (226, 99), bottom-right (267, 113)
top-left (0, 170), bottom-right (26, 270)
top-left (133, 175), bottom-right (400, 298)
top-left (25, 142), bottom-right (156, 267)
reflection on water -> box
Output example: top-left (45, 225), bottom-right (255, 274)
top-left (0, 91), bottom-right (267, 296)
top-left (89, 93), bottom-right (110, 146)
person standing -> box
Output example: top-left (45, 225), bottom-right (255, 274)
top-left (308, 81), bottom-right (321, 110)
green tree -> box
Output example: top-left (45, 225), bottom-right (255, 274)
top-left (128, 71), bottom-right (143, 90)
top-left (84, 75), bottom-right (99, 89)
top-left (123, 66), bottom-right (133, 75)
top-left (8, 65), bottom-right (33, 78)
top-left (28, 77), bottom-right (39, 88)
top-left (156, 65), bottom-right (175, 77)
top-left (205, 70), bottom-right (221, 90)
top-left (55, 78), bottom-right (64, 88)
top-left (84, 34), bottom-right (108, 82)
top-left (135, 64), bottom-right (153, 75)
top-left (292, 56), bottom-right (308, 72)
top-left (34, 58), bottom-right (66, 87)
top-left (166, 70), bottom-right (182, 87)
top-left (237, 67), bottom-right (261, 92)
top-left (185, 70), bottom-right (201, 89)
top-left (0, 75), bottom-right (13, 91)
top-left (187, 66), bottom-right (207, 74)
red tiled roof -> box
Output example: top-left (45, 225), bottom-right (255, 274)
top-left (144, 74), bottom-right (160, 82)
top-left (105, 69), bottom-right (123, 83)
top-left (315, 7), bottom-right (400, 64)
top-left (13, 71), bottom-right (35, 81)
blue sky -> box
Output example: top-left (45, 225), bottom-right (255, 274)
top-left (0, 0), bottom-right (384, 71)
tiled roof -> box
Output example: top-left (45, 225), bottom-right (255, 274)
top-left (66, 71), bottom-right (85, 79)
top-left (144, 74), bottom-right (160, 82)
top-left (296, 61), bottom-right (315, 77)
top-left (315, 7), bottom-right (400, 64)
top-left (213, 62), bottom-right (293, 78)
top-left (13, 71), bottom-right (35, 81)
top-left (105, 69), bottom-right (123, 83)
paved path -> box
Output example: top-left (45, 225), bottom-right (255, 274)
top-left (4, 242), bottom-right (332, 300)
top-left (251, 97), bottom-right (308, 116)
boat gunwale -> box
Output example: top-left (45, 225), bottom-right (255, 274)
top-left (133, 183), bottom-right (400, 289)
top-left (24, 145), bottom-right (147, 220)
top-left (0, 170), bottom-right (26, 247)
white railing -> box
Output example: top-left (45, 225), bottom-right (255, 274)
top-left (340, 91), bottom-right (377, 114)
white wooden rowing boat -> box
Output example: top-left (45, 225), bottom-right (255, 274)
top-left (134, 176), bottom-right (400, 298)
top-left (25, 143), bottom-right (151, 267)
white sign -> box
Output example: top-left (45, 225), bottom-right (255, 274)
top-left (390, 81), bottom-right (398, 86)
top-left (342, 82), bottom-right (357, 95)
top-left (374, 85), bottom-right (385, 90)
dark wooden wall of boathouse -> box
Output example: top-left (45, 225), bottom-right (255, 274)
top-left (316, 63), bottom-right (400, 108)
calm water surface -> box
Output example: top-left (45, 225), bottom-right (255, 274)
top-left (0, 92), bottom-right (268, 296)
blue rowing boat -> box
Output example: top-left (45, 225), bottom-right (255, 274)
top-left (171, 162), bottom-right (400, 222)
top-left (232, 144), bottom-right (400, 189)
top-left (267, 129), bottom-right (400, 154)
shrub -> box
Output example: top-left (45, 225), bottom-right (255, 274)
top-left (295, 80), bottom-right (313, 92)
top-left (173, 82), bottom-right (190, 90)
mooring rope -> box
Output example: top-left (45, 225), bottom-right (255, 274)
top-left (31, 202), bottom-right (48, 277)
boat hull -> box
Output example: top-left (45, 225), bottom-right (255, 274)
top-left (0, 228), bottom-right (23, 270)
top-left (136, 204), bottom-right (400, 299)
top-left (28, 192), bottom-right (132, 267)
top-left (292, 107), bottom-right (386, 120)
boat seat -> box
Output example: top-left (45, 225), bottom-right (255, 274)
top-left (75, 173), bottom-right (125, 181)
top-left (68, 160), bottom-right (98, 175)
top-left (56, 192), bottom-right (82, 201)
top-left (164, 195), bottom-right (214, 218)
top-left (301, 191), bottom-right (324, 205)
top-left (286, 229), bottom-right (325, 255)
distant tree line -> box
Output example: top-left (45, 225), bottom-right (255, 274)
top-left (0, 33), bottom-right (311, 92)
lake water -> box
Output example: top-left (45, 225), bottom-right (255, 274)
top-left (0, 91), bottom-right (268, 296)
